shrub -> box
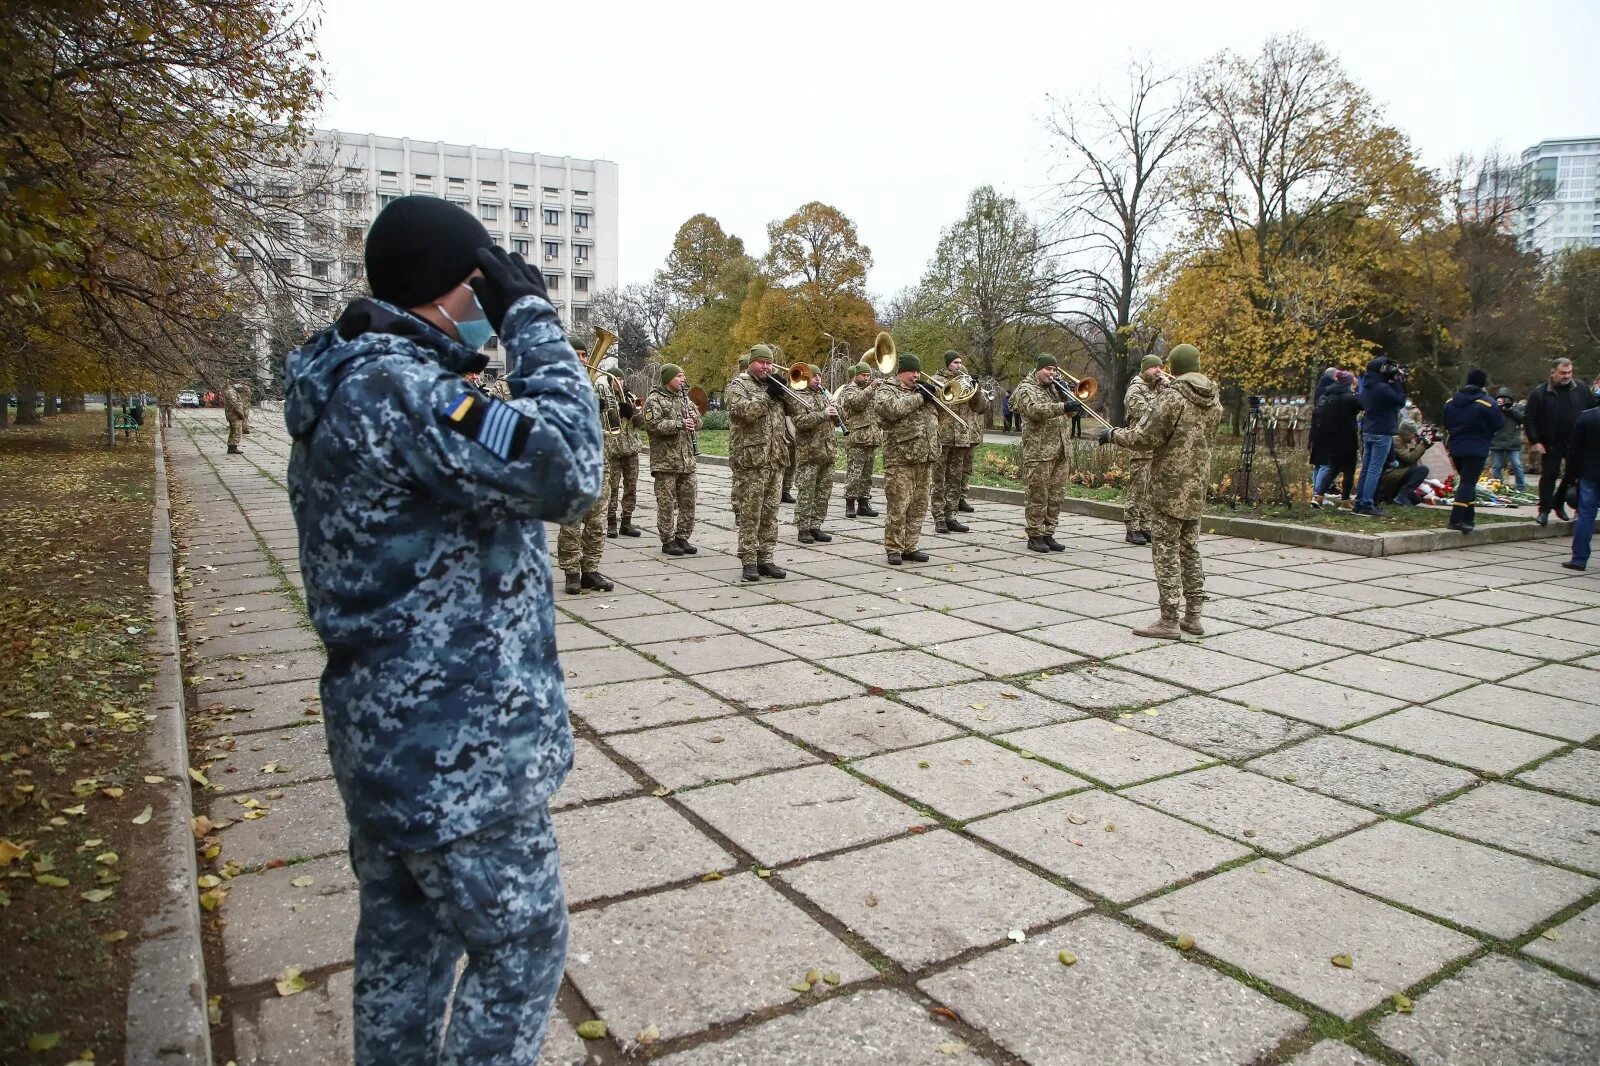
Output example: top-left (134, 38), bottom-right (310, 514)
top-left (700, 410), bottom-right (729, 431)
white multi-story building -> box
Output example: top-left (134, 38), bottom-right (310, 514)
top-left (1515, 137), bottom-right (1600, 257)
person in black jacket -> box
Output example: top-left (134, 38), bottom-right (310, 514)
top-left (1355, 356), bottom-right (1408, 515)
top-left (1442, 368), bottom-right (1505, 531)
top-left (1564, 406), bottom-right (1600, 570)
top-left (1489, 388), bottom-right (1527, 490)
top-left (1309, 370), bottom-right (1362, 508)
top-left (1526, 357), bottom-right (1598, 525)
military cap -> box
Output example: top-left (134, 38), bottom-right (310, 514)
top-left (659, 363), bottom-right (684, 386)
top-left (1140, 354), bottom-right (1163, 371)
top-left (1035, 354), bottom-right (1059, 370)
top-left (1169, 344), bottom-right (1201, 375)
top-left (896, 353), bottom-right (922, 373)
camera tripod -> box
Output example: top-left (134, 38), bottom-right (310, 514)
top-left (1232, 407), bottom-right (1295, 510)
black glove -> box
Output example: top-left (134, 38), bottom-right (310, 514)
top-left (1063, 397), bottom-right (1084, 414)
top-left (469, 247), bottom-right (549, 337)
top-left (764, 375), bottom-right (787, 401)
top-left (1097, 428), bottom-right (1114, 446)
top-left (916, 381), bottom-right (937, 401)
top-left (619, 401), bottom-right (636, 419)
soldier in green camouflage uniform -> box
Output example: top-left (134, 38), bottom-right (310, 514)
top-left (600, 357), bottom-right (644, 538)
top-left (1101, 343), bottom-right (1222, 639)
top-left (874, 353), bottom-right (941, 565)
top-left (791, 364), bottom-right (840, 543)
top-left (1010, 354), bottom-right (1082, 552)
top-left (730, 351), bottom-right (753, 523)
top-left (643, 363), bottom-right (699, 556)
top-left (930, 350), bottom-right (989, 534)
top-left (1121, 353), bottom-right (1166, 545)
top-left (481, 372), bottom-right (513, 401)
top-left (556, 382), bottom-right (619, 594)
top-left (727, 345), bottom-right (800, 581)
top-left (838, 363), bottom-right (881, 517)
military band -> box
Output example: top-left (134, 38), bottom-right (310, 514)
top-left (931, 350), bottom-right (988, 534)
top-left (602, 353), bottom-right (645, 539)
top-left (642, 363), bottom-right (699, 556)
top-left (838, 362), bottom-right (881, 517)
top-left (556, 374), bottom-right (620, 594)
top-left (874, 353), bottom-right (941, 565)
top-left (1010, 355), bottom-right (1078, 553)
top-left (1121, 353), bottom-right (1166, 545)
top-left (791, 363), bottom-right (839, 543)
top-left (726, 344), bottom-right (797, 581)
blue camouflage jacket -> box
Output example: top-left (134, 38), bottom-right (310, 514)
top-left (284, 295), bottom-right (602, 849)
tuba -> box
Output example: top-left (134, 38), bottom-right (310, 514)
top-left (864, 331), bottom-right (896, 376)
top-left (584, 327), bottom-right (629, 435)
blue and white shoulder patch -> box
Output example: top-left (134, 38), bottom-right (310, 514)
top-left (437, 390), bottom-right (533, 461)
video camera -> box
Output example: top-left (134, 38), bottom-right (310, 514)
top-left (1247, 395), bottom-right (1265, 409)
top-left (1378, 359), bottom-right (1407, 382)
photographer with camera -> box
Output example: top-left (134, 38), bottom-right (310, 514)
top-left (1489, 388), bottom-right (1527, 491)
top-left (1377, 422), bottom-right (1432, 507)
top-left (1353, 356), bottom-right (1409, 516)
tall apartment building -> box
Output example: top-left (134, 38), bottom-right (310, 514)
top-left (1515, 137), bottom-right (1600, 257)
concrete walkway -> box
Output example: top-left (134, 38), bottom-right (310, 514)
top-left (167, 409), bottom-right (1600, 1065)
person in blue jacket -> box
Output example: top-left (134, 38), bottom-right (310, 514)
top-left (283, 194), bottom-right (603, 1064)
top-left (1441, 368), bottom-right (1505, 532)
top-left (1354, 355), bottom-right (1408, 515)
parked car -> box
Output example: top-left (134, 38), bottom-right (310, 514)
top-left (177, 391), bottom-right (201, 408)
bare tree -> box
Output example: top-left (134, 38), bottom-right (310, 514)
top-left (1043, 59), bottom-right (1200, 422)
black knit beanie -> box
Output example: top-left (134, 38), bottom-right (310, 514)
top-left (364, 195), bottom-right (495, 309)
top-left (1466, 368), bottom-right (1488, 388)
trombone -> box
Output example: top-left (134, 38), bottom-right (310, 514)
top-left (1047, 369), bottom-right (1115, 432)
top-left (770, 361), bottom-right (848, 434)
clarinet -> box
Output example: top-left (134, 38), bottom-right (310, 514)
top-left (683, 390), bottom-right (699, 456)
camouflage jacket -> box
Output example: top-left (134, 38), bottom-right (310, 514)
top-left (642, 385), bottom-right (697, 474)
top-left (283, 296), bottom-right (603, 848)
top-left (481, 376), bottom-right (513, 401)
top-left (937, 380), bottom-right (990, 448)
top-left (223, 385), bottom-right (248, 420)
top-left (1124, 376), bottom-right (1160, 426)
top-left (873, 380), bottom-right (940, 465)
top-left (726, 370), bottom-right (794, 471)
top-left (599, 377), bottom-right (642, 460)
top-left (1011, 377), bottom-right (1072, 463)
top-left (1109, 373), bottom-right (1223, 520)
top-left (791, 384), bottom-right (838, 467)
top-left (838, 381), bottom-right (882, 447)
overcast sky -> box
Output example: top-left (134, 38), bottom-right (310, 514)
top-left (316, 0), bottom-right (1599, 297)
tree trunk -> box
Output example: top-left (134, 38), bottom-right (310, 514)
top-left (15, 382), bottom-right (40, 425)
top-left (39, 385), bottom-right (56, 418)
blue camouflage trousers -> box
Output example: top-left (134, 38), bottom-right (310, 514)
top-left (348, 804), bottom-right (567, 1065)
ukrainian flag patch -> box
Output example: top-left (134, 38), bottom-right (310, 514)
top-left (436, 390), bottom-right (532, 461)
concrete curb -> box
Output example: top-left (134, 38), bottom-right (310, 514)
top-left (693, 454), bottom-right (1566, 557)
top-left (125, 425), bottom-right (213, 1063)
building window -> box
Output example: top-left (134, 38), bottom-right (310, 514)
top-left (513, 183), bottom-right (529, 193)
top-left (344, 225), bottom-right (363, 244)
top-left (312, 293), bottom-right (332, 311)
top-left (490, 236), bottom-right (502, 247)
top-left (513, 205), bottom-right (530, 224)
top-left (546, 275), bottom-right (560, 293)
top-left (272, 257), bottom-right (292, 274)
top-left (311, 223), bottom-right (334, 244)
top-left (311, 260), bottom-right (330, 279)
top-left (480, 203), bottom-right (498, 221)
top-left (574, 245), bottom-right (590, 264)
top-left (543, 241), bottom-right (560, 258)
top-left (344, 191), bottom-right (365, 210)
top-left (379, 170), bottom-right (399, 185)
top-left (542, 186), bottom-right (561, 199)
top-left (574, 211), bottom-right (589, 229)
top-left (574, 189), bottom-right (589, 199)
top-left (481, 180), bottom-right (497, 190)
top-left (378, 192), bottom-right (398, 208)
top-left (512, 238), bottom-right (530, 256)
top-left (343, 261), bottom-right (361, 281)
top-left (543, 209), bottom-right (560, 225)
top-left (573, 305), bottom-right (590, 327)
top-left (574, 276), bottom-right (589, 293)
top-left (269, 219), bottom-right (292, 240)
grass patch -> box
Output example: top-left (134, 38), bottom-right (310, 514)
top-left (0, 414), bottom-right (156, 1063)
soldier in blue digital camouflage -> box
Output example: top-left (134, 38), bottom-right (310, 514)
top-left (283, 194), bottom-right (603, 1065)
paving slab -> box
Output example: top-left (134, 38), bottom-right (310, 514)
top-left (1005, 717), bottom-right (1213, 787)
top-left (204, 722), bottom-right (333, 795)
top-left (802, 593), bottom-right (923, 622)
top-left (657, 989), bottom-right (968, 1066)
top-left (1130, 696), bottom-right (1316, 760)
top-left (919, 915), bottom-right (1304, 1066)
top-left (1299, 654), bottom-right (1470, 704)
top-left (553, 622), bottom-right (612, 651)
top-left (558, 591), bottom-right (675, 621)
top-left (645, 632), bottom-right (789, 674)
top-left (1347, 707), bottom-right (1565, 774)
top-left (566, 874), bottom-right (875, 1043)
top-left (587, 611), bottom-right (733, 646)
top-left (570, 676), bottom-right (738, 734)
top-left (1126, 765), bottom-right (1376, 855)
top-left (1381, 639), bottom-right (1540, 681)
top-left (220, 854), bottom-right (360, 987)
top-left (537, 1012), bottom-right (589, 1066)
top-left (749, 621), bottom-right (902, 658)
top-left (607, 715), bottom-right (817, 790)
top-left (783, 830), bottom-right (1089, 970)
top-left (701, 602), bottom-right (833, 632)
top-left (1290, 820), bottom-right (1596, 938)
top-left (214, 776), bottom-right (347, 868)
top-left (1285, 1041), bottom-right (1384, 1066)
top-left (1271, 617), bottom-right (1411, 653)
top-left (232, 967), bottom-right (353, 1066)
top-left (554, 796), bottom-right (735, 904)
top-left (1415, 783), bottom-right (1600, 873)
top-left (1515, 748), bottom-right (1600, 800)
top-left (1027, 666), bottom-right (1186, 711)
top-left (1245, 735), bottom-right (1477, 814)
top-left (926, 631), bottom-right (1084, 677)
top-left (695, 659), bottom-right (864, 710)
top-left (949, 598), bottom-right (1080, 632)
top-left (1372, 954), bottom-right (1600, 1066)
top-left (1200, 628), bottom-right (1348, 669)
top-left (677, 764), bottom-right (931, 867)
top-left (854, 608), bottom-right (997, 645)
top-left (762, 695), bottom-right (961, 758)
top-left (1215, 673), bottom-right (1405, 729)
top-left (969, 791), bottom-right (1249, 903)
top-left (188, 625), bottom-right (322, 663)
top-left (1427, 684), bottom-right (1600, 742)
top-left (560, 645), bottom-right (667, 687)
top-left (1110, 643), bottom-right (1281, 691)
top-left (1464, 626), bottom-right (1596, 661)
top-left (818, 649), bottom-right (984, 691)
top-left (552, 738), bottom-right (639, 810)
top-left (1129, 860), bottom-right (1477, 1020)
top-left (1024, 618), bottom-right (1169, 659)
top-left (1522, 901), bottom-right (1600, 981)
top-left (896, 679), bottom-right (1085, 734)
top-left (195, 679), bottom-right (324, 737)
top-left (854, 735), bottom-right (1087, 820)
top-left (1501, 663), bottom-right (1600, 706)
top-left (196, 649), bottom-right (327, 694)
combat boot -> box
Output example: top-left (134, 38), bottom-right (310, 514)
top-left (1137, 530), bottom-right (1152, 546)
top-left (781, 490), bottom-right (796, 504)
top-left (1027, 537), bottom-right (1050, 553)
top-left (886, 551), bottom-right (903, 566)
top-left (857, 496), bottom-right (879, 517)
top-left (1180, 609), bottom-right (1205, 637)
top-left (1132, 611), bottom-right (1182, 640)
top-left (675, 538), bottom-right (698, 555)
top-left (1125, 528), bottom-right (1141, 544)
top-left (742, 563), bottom-right (761, 582)
top-left (935, 519), bottom-right (950, 533)
top-left (581, 571), bottom-right (614, 592)
top-left (957, 498), bottom-right (975, 513)
top-left (845, 498), bottom-right (858, 518)
top-left (811, 528), bottom-right (833, 543)
top-left (619, 516), bottom-right (642, 537)
top-left (606, 518), bottom-right (618, 538)
top-left (663, 540), bottom-right (685, 556)
top-left (799, 529), bottom-right (816, 543)
top-left (1044, 535), bottom-right (1066, 552)
top-left (903, 549), bottom-right (929, 562)
top-left (564, 571), bottom-right (582, 595)
top-left (757, 561), bottom-right (787, 579)
top-left (227, 445), bottom-right (241, 455)
top-left (945, 518), bottom-right (969, 533)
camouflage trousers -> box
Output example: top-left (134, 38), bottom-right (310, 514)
top-left (883, 462), bottom-right (932, 553)
top-left (794, 461), bottom-right (833, 530)
top-left (931, 445), bottom-right (974, 521)
top-left (653, 471), bottom-right (696, 541)
top-left (782, 442), bottom-right (797, 496)
top-left (605, 453), bottom-right (639, 522)
top-left (844, 445), bottom-right (877, 498)
top-left (349, 805), bottom-right (567, 1065)
top-left (1024, 454), bottom-right (1070, 536)
top-left (557, 460), bottom-right (612, 572)
top-left (226, 415), bottom-right (244, 448)
top-left (734, 465), bottom-right (782, 564)
top-left (1149, 510), bottom-right (1204, 615)
top-left (1124, 455), bottom-right (1152, 533)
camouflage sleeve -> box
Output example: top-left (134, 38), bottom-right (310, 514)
top-left (1110, 390), bottom-right (1180, 454)
top-left (388, 295), bottom-right (603, 524)
top-left (872, 385), bottom-right (923, 425)
top-left (1012, 383), bottom-right (1060, 422)
top-left (792, 394), bottom-right (829, 431)
top-left (727, 378), bottom-right (773, 424)
top-left (643, 393), bottom-right (682, 437)
top-left (840, 387), bottom-right (871, 417)
top-left (1124, 381), bottom-right (1151, 423)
